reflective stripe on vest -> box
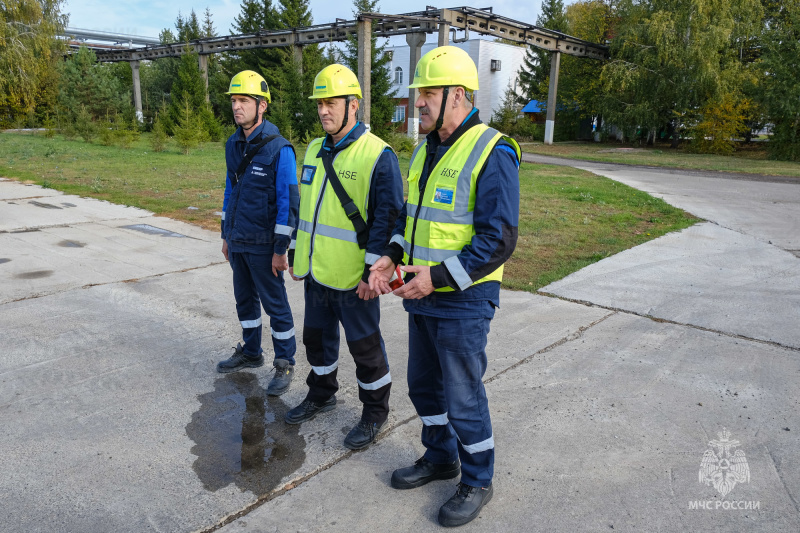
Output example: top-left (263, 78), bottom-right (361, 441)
top-left (294, 132), bottom-right (391, 290)
top-left (402, 124), bottom-right (521, 292)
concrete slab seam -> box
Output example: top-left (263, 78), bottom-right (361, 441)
top-left (483, 311), bottom-right (617, 385)
top-left (765, 444), bottom-right (800, 514)
top-left (1, 261), bottom-right (229, 306)
top-left (538, 290), bottom-right (800, 353)
top-left (196, 313), bottom-right (619, 532)
top-left (194, 418), bottom-right (414, 533)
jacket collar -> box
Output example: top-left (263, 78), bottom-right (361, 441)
top-left (426, 108), bottom-right (481, 154)
top-left (237, 119), bottom-right (269, 143)
top-left (317, 121), bottom-right (365, 158)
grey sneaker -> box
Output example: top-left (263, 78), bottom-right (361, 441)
top-left (216, 343), bottom-right (264, 373)
top-left (266, 359), bottom-right (294, 396)
top-left (343, 419), bottom-right (386, 450)
top-left (284, 396), bottom-right (337, 424)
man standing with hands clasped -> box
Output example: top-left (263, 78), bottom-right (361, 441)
top-left (369, 46), bottom-right (521, 527)
top-left (218, 70), bottom-right (299, 397)
top-left (286, 64), bottom-right (403, 450)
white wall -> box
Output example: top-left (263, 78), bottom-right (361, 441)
top-left (385, 39), bottom-right (526, 121)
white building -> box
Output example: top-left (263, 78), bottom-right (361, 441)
top-left (384, 39), bottom-right (527, 132)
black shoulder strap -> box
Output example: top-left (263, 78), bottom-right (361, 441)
top-left (230, 134), bottom-right (280, 188)
top-left (319, 150), bottom-right (368, 249)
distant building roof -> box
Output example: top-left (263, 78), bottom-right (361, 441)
top-left (521, 100), bottom-right (544, 113)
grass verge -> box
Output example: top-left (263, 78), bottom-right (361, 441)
top-left (520, 141), bottom-right (800, 178)
top-left (1, 132), bottom-right (699, 292)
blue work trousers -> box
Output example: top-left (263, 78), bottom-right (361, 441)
top-left (302, 279), bottom-right (391, 424)
top-left (407, 313), bottom-right (494, 487)
top-left (229, 250), bottom-right (296, 365)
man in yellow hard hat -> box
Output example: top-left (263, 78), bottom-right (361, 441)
top-left (218, 70), bottom-right (299, 397)
top-left (369, 46), bottom-right (521, 527)
top-left (285, 64), bottom-right (403, 451)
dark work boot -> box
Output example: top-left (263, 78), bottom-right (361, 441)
top-left (284, 396), bottom-right (337, 424)
top-left (343, 419), bottom-right (386, 450)
top-left (438, 482), bottom-right (494, 527)
top-left (266, 359), bottom-right (294, 396)
top-left (390, 457), bottom-right (461, 489)
top-left (216, 343), bottom-right (264, 373)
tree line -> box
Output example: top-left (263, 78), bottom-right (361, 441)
top-left (2, 0), bottom-right (799, 160)
top-left (1, 0), bottom-right (401, 151)
top-left (498, 0), bottom-right (799, 160)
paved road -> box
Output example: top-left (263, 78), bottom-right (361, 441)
top-left (1, 158), bottom-right (799, 533)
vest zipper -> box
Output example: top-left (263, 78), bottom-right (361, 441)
top-left (308, 151), bottom-right (339, 273)
top-left (408, 150), bottom-right (435, 265)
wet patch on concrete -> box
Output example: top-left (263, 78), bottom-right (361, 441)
top-left (57, 240), bottom-right (86, 248)
top-left (14, 270), bottom-right (54, 279)
top-left (0, 258), bottom-right (10, 265)
top-left (28, 200), bottom-right (62, 209)
top-left (61, 202), bottom-right (77, 207)
top-left (121, 224), bottom-right (187, 238)
top-left (186, 372), bottom-right (306, 495)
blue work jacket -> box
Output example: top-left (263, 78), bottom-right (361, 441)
top-left (384, 109), bottom-right (521, 318)
top-left (222, 120), bottom-right (299, 255)
top-left (290, 122), bottom-right (404, 283)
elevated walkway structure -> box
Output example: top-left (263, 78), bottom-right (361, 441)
top-left (91, 6), bottom-right (608, 143)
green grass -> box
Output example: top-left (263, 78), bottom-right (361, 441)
top-left (520, 141), bottom-right (800, 178)
top-left (0, 132), bottom-right (699, 292)
top-left (503, 162), bottom-right (698, 290)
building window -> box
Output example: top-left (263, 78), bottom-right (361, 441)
top-left (394, 67), bottom-right (403, 85)
top-left (392, 105), bottom-right (406, 123)
top-left (491, 59), bottom-right (502, 71)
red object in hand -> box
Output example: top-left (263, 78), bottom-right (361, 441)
top-left (388, 266), bottom-right (404, 290)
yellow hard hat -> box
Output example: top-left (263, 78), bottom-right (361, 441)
top-left (226, 70), bottom-right (271, 102)
top-left (408, 46), bottom-right (479, 91)
top-left (309, 64), bottom-right (362, 99)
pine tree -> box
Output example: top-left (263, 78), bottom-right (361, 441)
top-left (517, 0), bottom-right (568, 105)
top-left (341, 0), bottom-right (396, 138)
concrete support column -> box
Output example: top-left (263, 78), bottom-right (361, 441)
top-left (406, 32), bottom-right (425, 142)
top-left (357, 19), bottom-right (372, 128)
top-left (130, 60), bottom-right (143, 123)
top-left (544, 50), bottom-right (561, 145)
top-left (198, 55), bottom-right (209, 103)
top-left (292, 44), bottom-right (303, 76)
top-left (438, 23), bottom-right (450, 46)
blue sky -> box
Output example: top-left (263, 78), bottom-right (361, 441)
top-left (63, 0), bottom-right (558, 40)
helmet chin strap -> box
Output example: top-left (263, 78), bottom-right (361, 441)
top-left (242, 96), bottom-right (262, 131)
top-left (332, 96), bottom-right (352, 137)
top-left (434, 87), bottom-right (450, 132)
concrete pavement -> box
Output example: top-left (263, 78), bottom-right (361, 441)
top-left (1, 160), bottom-right (799, 533)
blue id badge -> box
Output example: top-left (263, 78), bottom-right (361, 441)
top-left (433, 186), bottom-right (454, 205)
top-left (301, 165), bottom-right (316, 185)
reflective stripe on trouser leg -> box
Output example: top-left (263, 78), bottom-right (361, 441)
top-left (336, 291), bottom-right (390, 424)
top-left (407, 313), bottom-right (458, 464)
top-left (229, 251), bottom-right (262, 357)
top-left (433, 315), bottom-right (494, 487)
top-left (240, 250), bottom-right (297, 365)
top-left (347, 330), bottom-right (391, 424)
top-left (302, 280), bottom-right (341, 403)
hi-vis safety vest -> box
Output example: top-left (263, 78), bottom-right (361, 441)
top-left (400, 124), bottom-right (520, 292)
top-left (294, 132), bottom-right (391, 290)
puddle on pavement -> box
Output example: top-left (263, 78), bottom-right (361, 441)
top-left (57, 239), bottom-right (86, 248)
top-left (186, 372), bottom-right (306, 495)
top-left (28, 200), bottom-right (62, 209)
top-left (121, 224), bottom-right (187, 238)
top-left (14, 270), bottom-right (53, 279)
top-left (61, 202), bottom-right (77, 207)
top-left (0, 258), bottom-right (10, 265)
